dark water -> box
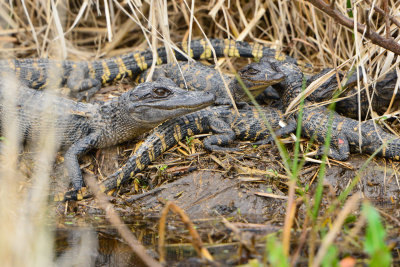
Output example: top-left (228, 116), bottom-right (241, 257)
top-left (54, 155), bottom-right (400, 266)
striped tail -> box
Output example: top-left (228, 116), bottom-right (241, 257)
top-left (379, 138), bottom-right (400, 160)
top-left (91, 38), bottom-right (290, 85)
top-left (56, 110), bottom-right (211, 201)
top-left (99, 110), bottom-right (211, 194)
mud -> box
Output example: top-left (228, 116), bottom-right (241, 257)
top-left (53, 140), bottom-right (400, 265)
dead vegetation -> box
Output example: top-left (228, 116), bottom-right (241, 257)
top-left (0, 0), bottom-right (400, 266)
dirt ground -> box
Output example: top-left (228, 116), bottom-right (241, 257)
top-left (51, 133), bottom-right (400, 265)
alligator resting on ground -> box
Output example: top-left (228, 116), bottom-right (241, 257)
top-left (304, 68), bottom-right (400, 119)
top-left (59, 58), bottom-right (290, 200)
top-left (61, 105), bottom-right (296, 201)
top-left (138, 60), bottom-right (284, 105)
top-left (0, 77), bottom-right (214, 194)
top-left (264, 57), bottom-right (400, 161)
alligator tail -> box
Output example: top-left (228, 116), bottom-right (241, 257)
top-left (379, 138), bottom-right (400, 160)
top-left (92, 39), bottom-right (287, 85)
top-left (99, 110), bottom-right (211, 194)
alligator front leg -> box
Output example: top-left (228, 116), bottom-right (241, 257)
top-left (64, 133), bottom-right (100, 190)
top-left (203, 117), bottom-right (237, 152)
top-left (254, 117), bottom-right (297, 145)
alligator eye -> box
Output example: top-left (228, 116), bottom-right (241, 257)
top-left (153, 87), bottom-right (172, 98)
top-left (243, 67), bottom-right (260, 76)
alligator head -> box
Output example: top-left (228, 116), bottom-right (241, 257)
top-left (101, 77), bottom-right (215, 141)
top-left (235, 60), bottom-right (285, 101)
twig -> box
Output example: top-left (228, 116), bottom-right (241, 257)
top-left (305, 0), bottom-right (400, 55)
top-left (85, 175), bottom-right (161, 267)
top-left (365, 0), bottom-right (400, 29)
top-left (312, 194), bottom-right (360, 267)
top-left (158, 201), bottom-right (213, 264)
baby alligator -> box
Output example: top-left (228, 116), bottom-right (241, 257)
top-left (1, 39), bottom-right (292, 100)
top-left (265, 57), bottom-right (400, 160)
top-left (62, 105), bottom-right (295, 201)
top-left (305, 68), bottom-right (400, 119)
top-left (138, 60), bottom-right (284, 105)
top-left (0, 77), bottom-right (214, 195)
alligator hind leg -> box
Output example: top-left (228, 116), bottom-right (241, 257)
top-left (67, 66), bottom-right (101, 101)
top-left (316, 133), bottom-right (350, 161)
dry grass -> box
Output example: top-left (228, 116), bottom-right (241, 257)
top-left (0, 0), bottom-right (399, 265)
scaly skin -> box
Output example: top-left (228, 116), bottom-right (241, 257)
top-left (61, 105), bottom-right (296, 200)
top-left (304, 68), bottom-right (400, 119)
top-left (138, 60), bottom-right (284, 104)
top-left (300, 106), bottom-right (400, 160)
top-left (0, 78), bottom-right (215, 196)
top-left (60, 60), bottom-right (290, 201)
top-left (0, 39), bottom-right (293, 99)
top-left (265, 57), bottom-right (400, 161)
top-left (335, 70), bottom-right (400, 119)
top-left (286, 67), bottom-right (399, 119)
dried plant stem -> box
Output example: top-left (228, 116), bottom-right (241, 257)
top-left (306, 0), bottom-right (400, 55)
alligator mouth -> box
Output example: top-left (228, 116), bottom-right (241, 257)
top-left (246, 84), bottom-right (272, 91)
top-left (141, 94), bottom-right (215, 110)
top-left (242, 77), bottom-right (284, 89)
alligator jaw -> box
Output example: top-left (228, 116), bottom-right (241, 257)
top-left (140, 92), bottom-right (215, 111)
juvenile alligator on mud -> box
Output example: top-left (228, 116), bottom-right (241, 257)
top-left (335, 70), bottom-right (400, 119)
top-left (265, 57), bottom-right (400, 161)
top-left (304, 68), bottom-right (400, 119)
top-left (61, 57), bottom-right (400, 200)
top-left (0, 78), bottom-right (214, 194)
top-left (1, 39), bottom-right (292, 100)
top-left (138, 61), bottom-right (283, 104)
top-left (59, 59), bottom-right (290, 201)
top-left (62, 105), bottom-right (296, 201)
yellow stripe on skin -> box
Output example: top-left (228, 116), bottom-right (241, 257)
top-left (37, 70), bottom-right (46, 89)
top-left (251, 43), bottom-right (264, 59)
top-left (174, 124), bottom-right (182, 141)
top-left (76, 192), bottom-right (84, 201)
top-left (136, 157), bottom-right (144, 170)
top-left (155, 132), bottom-right (167, 151)
top-left (382, 146), bottom-right (386, 157)
top-left (101, 61), bottom-right (111, 84)
top-left (38, 81), bottom-right (49, 89)
top-left (86, 62), bottom-right (96, 79)
top-left (181, 41), bottom-right (194, 58)
top-left (114, 57), bottom-right (132, 80)
top-left (244, 124), bottom-right (251, 139)
top-left (53, 193), bottom-right (64, 202)
top-left (224, 39), bottom-right (240, 57)
top-left (194, 117), bottom-right (203, 132)
top-left (199, 39), bottom-right (212, 59)
top-left (148, 145), bottom-right (155, 161)
top-left (274, 51), bottom-right (287, 61)
top-left (116, 172), bottom-right (125, 187)
top-left (134, 53), bottom-right (148, 71)
top-left (254, 127), bottom-right (266, 140)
